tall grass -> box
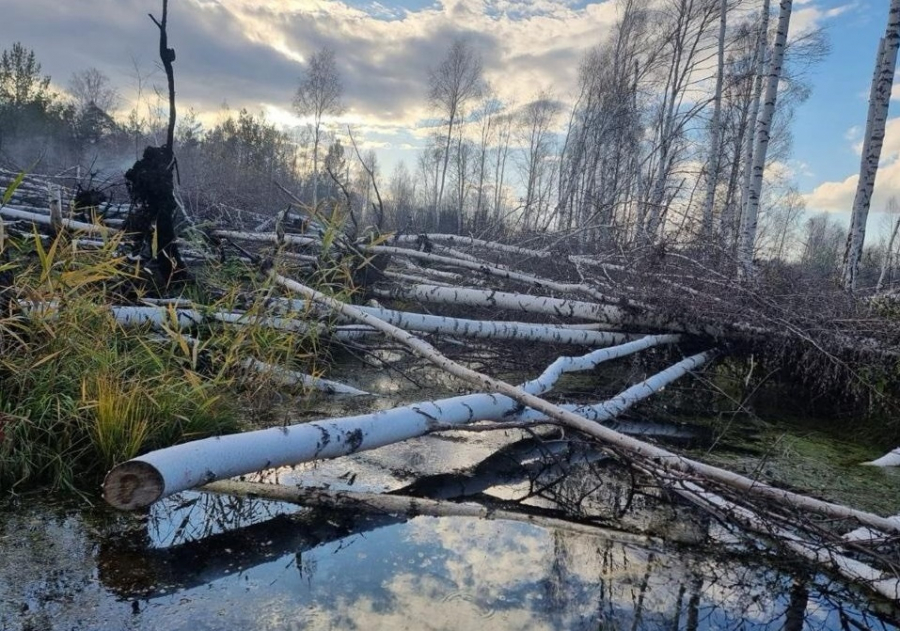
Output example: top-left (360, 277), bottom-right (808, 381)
top-left (0, 227), bottom-right (332, 493)
top-left (0, 174), bottom-right (363, 495)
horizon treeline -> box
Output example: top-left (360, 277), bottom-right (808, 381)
top-left (1, 0), bottom-right (900, 289)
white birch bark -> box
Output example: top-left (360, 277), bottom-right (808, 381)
top-left (731, 0), bottom-right (770, 243)
top-left (307, 300), bottom-right (633, 346)
top-left (844, 0), bottom-right (900, 290)
top-left (374, 283), bottom-right (725, 336)
top-left (369, 244), bottom-right (622, 304)
top-left (374, 283), bottom-right (627, 323)
top-left (383, 270), bottom-right (457, 287)
top-left (274, 276), bottom-right (900, 536)
top-left (109, 305), bottom-right (324, 335)
top-left (675, 479), bottom-right (900, 602)
top-left (844, 514), bottom-right (900, 543)
top-left (0, 205), bottom-right (117, 236)
top-left (511, 352), bottom-right (712, 423)
top-left (876, 210), bottom-right (900, 293)
top-left (103, 334), bottom-right (680, 509)
top-left (212, 229), bottom-right (320, 249)
top-left (392, 233), bottom-right (553, 259)
top-left (240, 358), bottom-right (369, 396)
top-left (701, 0), bottom-right (728, 239)
top-left (431, 244), bottom-right (485, 264)
top-left (39, 298), bottom-right (632, 348)
top-left (737, 0), bottom-right (792, 277)
top-left (395, 258), bottom-right (464, 282)
top-left (105, 278), bottom-right (900, 545)
top-left (863, 447), bottom-right (900, 467)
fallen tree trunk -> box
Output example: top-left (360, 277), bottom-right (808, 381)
top-left (272, 275), bottom-right (900, 536)
top-left (273, 298), bottom-right (632, 346)
top-left (391, 233), bottom-right (554, 260)
top-left (368, 244), bottom-right (623, 304)
top-left (102, 334), bottom-right (682, 509)
top-left (0, 205), bottom-right (117, 236)
top-left (240, 358), bottom-right (369, 396)
top-left (202, 479), bottom-right (650, 544)
top-left (674, 479), bottom-right (900, 601)
top-left (511, 351), bottom-right (713, 423)
top-left (863, 448), bottom-right (900, 467)
top-left (375, 283), bottom-right (724, 336)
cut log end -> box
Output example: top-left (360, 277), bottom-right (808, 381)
top-left (103, 460), bottom-right (165, 510)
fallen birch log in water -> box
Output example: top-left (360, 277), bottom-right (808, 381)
top-left (510, 352), bottom-right (713, 424)
top-left (102, 334), bottom-right (682, 509)
top-left (863, 447), bottom-right (900, 467)
top-left (271, 276), bottom-right (900, 536)
top-left (674, 479), bottom-right (900, 601)
top-left (202, 480), bottom-right (650, 544)
top-left (240, 358), bottom-right (370, 397)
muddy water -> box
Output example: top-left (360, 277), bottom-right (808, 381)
top-left (2, 353), bottom-right (900, 630)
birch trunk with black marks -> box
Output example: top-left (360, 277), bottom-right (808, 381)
top-left (701, 0), bottom-right (728, 239)
top-left (843, 0), bottom-right (900, 291)
top-left (102, 334), bottom-right (683, 509)
top-left (876, 207), bottom-right (900, 293)
top-left (738, 0), bottom-right (791, 277)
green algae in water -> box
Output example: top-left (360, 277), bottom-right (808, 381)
top-left (692, 418), bottom-right (900, 516)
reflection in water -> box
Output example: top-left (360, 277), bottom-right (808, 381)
top-left (86, 488), bottom-right (900, 631)
top-left (3, 491), bottom-right (900, 630)
top-left (4, 428), bottom-right (900, 630)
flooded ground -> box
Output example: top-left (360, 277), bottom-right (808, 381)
top-left (3, 349), bottom-right (900, 630)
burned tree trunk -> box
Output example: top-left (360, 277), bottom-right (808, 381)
top-left (124, 0), bottom-right (186, 287)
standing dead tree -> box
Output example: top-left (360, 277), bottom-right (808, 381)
top-left (123, 0), bottom-right (187, 286)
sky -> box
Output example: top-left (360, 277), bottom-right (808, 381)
top-left (0, 0), bottom-right (898, 232)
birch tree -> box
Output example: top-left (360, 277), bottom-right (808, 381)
top-left (701, 0), bottom-right (728, 239)
top-left (473, 86), bottom-right (501, 232)
top-left (68, 67), bottom-right (120, 114)
top-left (492, 112), bottom-right (514, 226)
top-left (641, 0), bottom-right (720, 244)
top-left (718, 19), bottom-right (766, 244)
top-left (516, 93), bottom-right (561, 231)
top-left (737, 0), bottom-right (792, 277)
top-left (294, 47), bottom-right (344, 210)
top-left (842, 0), bottom-right (900, 291)
top-left (732, 0), bottom-right (770, 245)
top-left (428, 40), bottom-right (483, 220)
top-left (876, 197), bottom-right (900, 293)
top-left (558, 1), bottom-right (649, 244)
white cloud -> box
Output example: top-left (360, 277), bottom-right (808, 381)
top-left (804, 117), bottom-right (900, 212)
top-left (198, 0), bottom-right (620, 128)
top-left (792, 1), bottom-right (855, 36)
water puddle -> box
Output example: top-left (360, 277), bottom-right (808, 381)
top-left (3, 352), bottom-right (900, 629)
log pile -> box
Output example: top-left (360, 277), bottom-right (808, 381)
top-left (3, 166), bottom-right (900, 604)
